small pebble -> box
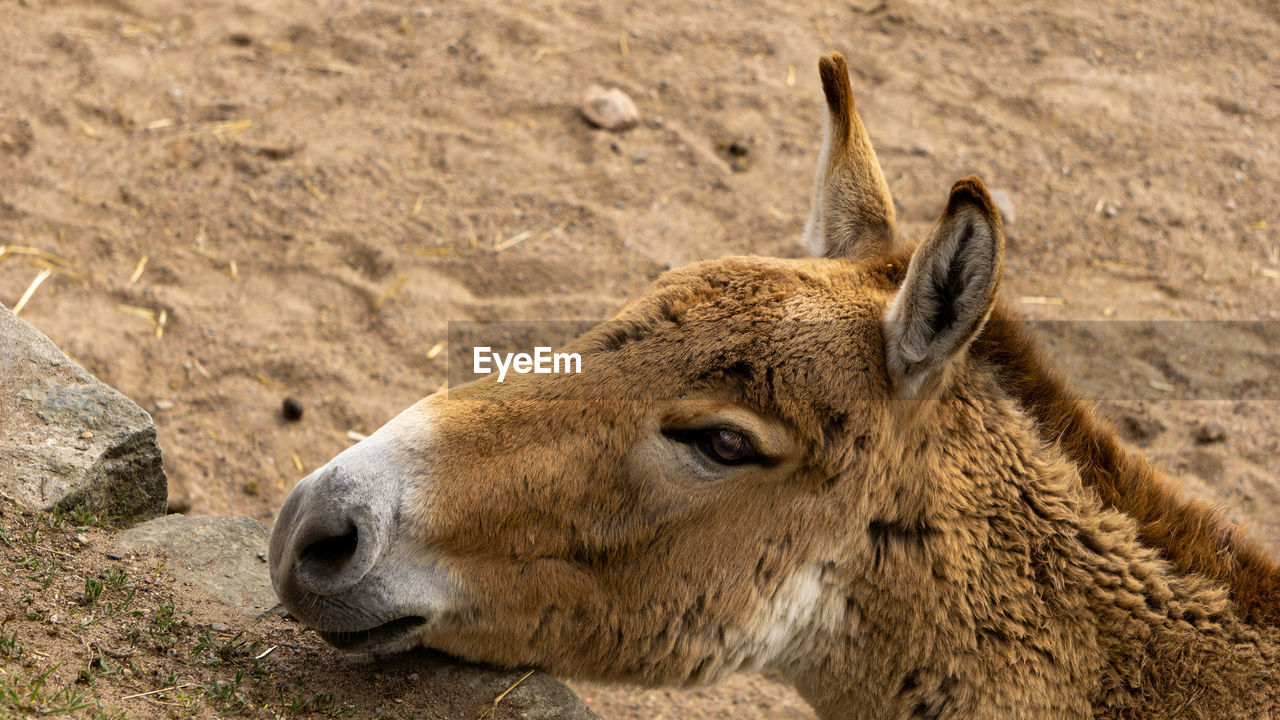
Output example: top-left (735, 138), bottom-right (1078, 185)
top-left (1194, 423), bottom-right (1226, 444)
top-left (1103, 203), bottom-right (1119, 218)
top-left (580, 86), bottom-right (639, 131)
top-left (257, 552), bottom-right (268, 562)
top-left (407, 672), bottom-right (420, 681)
top-left (210, 622), bottom-right (230, 633)
top-left (105, 552), bottom-right (123, 560)
top-left (282, 397), bottom-right (304, 421)
top-left (154, 399), bottom-right (175, 411)
top-left (72, 533), bottom-right (88, 545)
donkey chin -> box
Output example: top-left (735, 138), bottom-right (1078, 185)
top-left (268, 402), bottom-right (451, 655)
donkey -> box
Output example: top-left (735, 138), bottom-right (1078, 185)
top-left (269, 54), bottom-right (1280, 718)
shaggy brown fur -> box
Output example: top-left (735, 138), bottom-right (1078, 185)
top-left (973, 310), bottom-right (1280, 627)
top-left (270, 53), bottom-right (1280, 720)
top-left (407, 249), bottom-right (1280, 719)
top-left (810, 50), bottom-right (1280, 628)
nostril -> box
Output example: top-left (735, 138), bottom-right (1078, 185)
top-left (271, 455), bottom-right (402, 603)
top-left (280, 499), bottom-right (391, 597)
top-left (298, 525), bottom-right (359, 580)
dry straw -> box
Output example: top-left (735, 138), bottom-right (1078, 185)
top-left (11, 268), bottom-right (52, 315)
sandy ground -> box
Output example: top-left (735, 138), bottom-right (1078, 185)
top-left (2, 0), bottom-right (1278, 717)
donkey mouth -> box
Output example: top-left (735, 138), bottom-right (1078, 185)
top-left (317, 615), bottom-right (429, 652)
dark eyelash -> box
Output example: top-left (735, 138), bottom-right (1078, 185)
top-left (662, 428), bottom-right (760, 466)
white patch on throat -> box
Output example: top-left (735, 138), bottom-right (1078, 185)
top-left (733, 564), bottom-right (845, 672)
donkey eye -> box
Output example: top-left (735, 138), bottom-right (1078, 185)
top-left (696, 429), bottom-right (757, 465)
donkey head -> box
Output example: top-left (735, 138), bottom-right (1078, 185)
top-left (269, 53), bottom-right (1005, 689)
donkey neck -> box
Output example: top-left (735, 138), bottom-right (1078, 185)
top-left (793, 370), bottom-right (1280, 720)
top-left (971, 306), bottom-right (1280, 626)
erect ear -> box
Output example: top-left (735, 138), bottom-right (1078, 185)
top-left (803, 52), bottom-right (898, 262)
top-left (884, 176), bottom-right (1005, 396)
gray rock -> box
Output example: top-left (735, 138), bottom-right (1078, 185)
top-left (381, 650), bottom-right (602, 720)
top-left (114, 514), bottom-right (276, 618)
top-left (0, 305), bottom-right (166, 525)
top-left (499, 672), bottom-right (602, 720)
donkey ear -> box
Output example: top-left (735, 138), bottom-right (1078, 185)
top-left (803, 53), bottom-right (898, 261)
top-left (884, 177), bottom-right (1005, 396)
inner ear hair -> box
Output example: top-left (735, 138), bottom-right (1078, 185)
top-left (884, 177), bottom-right (1005, 396)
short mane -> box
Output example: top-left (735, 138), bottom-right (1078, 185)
top-left (973, 306), bottom-right (1280, 626)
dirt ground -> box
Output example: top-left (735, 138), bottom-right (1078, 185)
top-left (0, 504), bottom-right (595, 719)
top-left (2, 0), bottom-right (1277, 717)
